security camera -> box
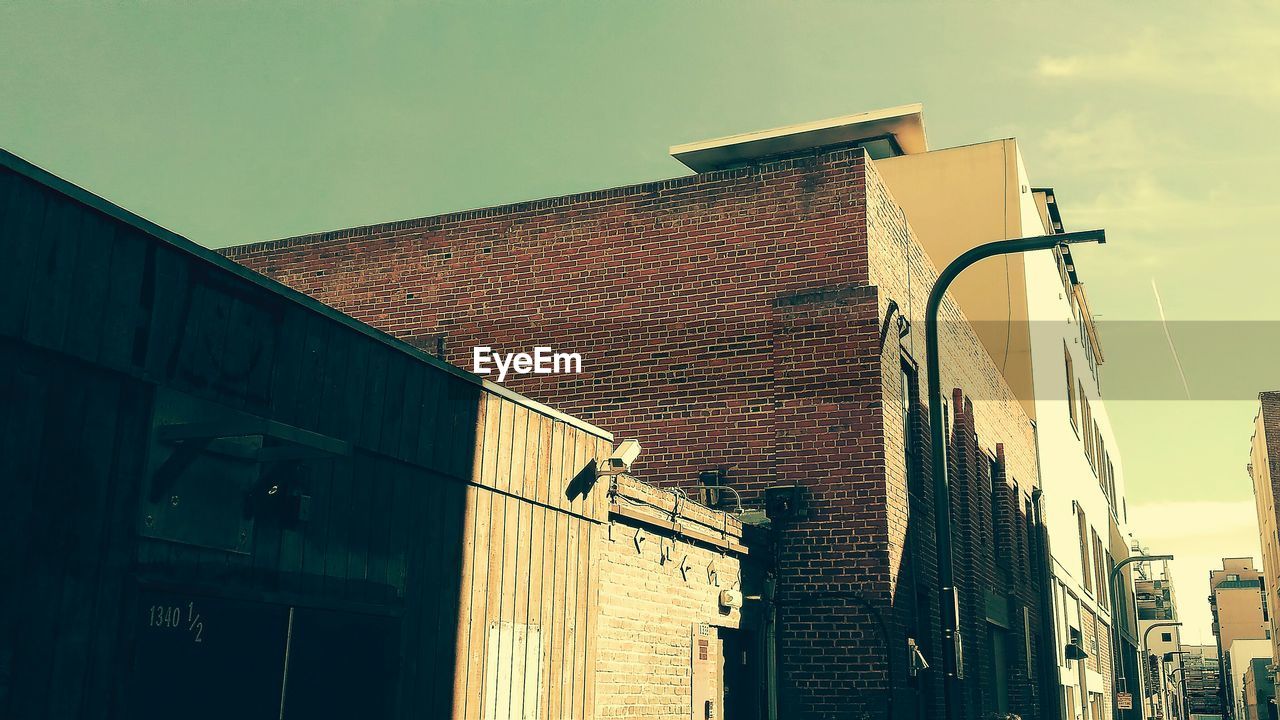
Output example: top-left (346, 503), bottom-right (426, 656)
top-left (604, 440), bottom-right (642, 472)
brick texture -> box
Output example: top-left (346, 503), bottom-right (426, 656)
top-left (596, 515), bottom-right (743, 718)
top-left (225, 148), bottom-right (1049, 720)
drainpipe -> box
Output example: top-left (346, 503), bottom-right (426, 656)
top-left (925, 229), bottom-right (1107, 720)
top-left (1032, 485), bottom-right (1065, 720)
top-left (762, 570), bottom-right (778, 720)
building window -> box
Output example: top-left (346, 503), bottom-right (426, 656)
top-left (1106, 456), bottom-right (1117, 513)
top-left (1162, 632), bottom-right (1173, 642)
top-left (1081, 390), bottom-right (1095, 471)
top-left (991, 456), bottom-right (1005, 567)
top-left (1013, 481), bottom-right (1023, 578)
top-left (1093, 423), bottom-right (1103, 479)
top-left (1097, 435), bottom-right (1107, 495)
top-left (1078, 508), bottom-right (1093, 595)
top-left (1026, 497), bottom-right (1038, 583)
top-left (1065, 343), bottom-right (1078, 431)
top-left (901, 360), bottom-right (917, 486)
top-left (1092, 531), bottom-right (1108, 611)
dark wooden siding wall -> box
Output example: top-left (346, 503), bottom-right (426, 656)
top-left (0, 155), bottom-right (612, 720)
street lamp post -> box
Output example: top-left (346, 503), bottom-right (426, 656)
top-left (925, 229), bottom-right (1106, 720)
top-left (1169, 666), bottom-right (1189, 720)
top-left (1143, 622), bottom-right (1182, 717)
top-left (1110, 554), bottom-right (1175, 720)
top-left (1177, 663), bottom-right (1189, 720)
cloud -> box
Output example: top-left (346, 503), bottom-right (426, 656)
top-left (1035, 57), bottom-right (1080, 79)
top-left (1038, 112), bottom-right (1183, 174)
top-left (1027, 111), bottom-right (1274, 269)
top-left (1033, 21), bottom-right (1280, 107)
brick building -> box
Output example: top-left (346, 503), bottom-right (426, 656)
top-left (226, 108), bottom-right (1055, 719)
top-left (1249, 391), bottom-right (1280, 698)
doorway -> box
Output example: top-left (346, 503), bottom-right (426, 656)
top-left (720, 628), bottom-right (762, 720)
top-left (128, 588), bottom-right (400, 720)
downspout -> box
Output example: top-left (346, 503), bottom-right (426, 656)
top-left (1033, 482), bottom-right (1065, 720)
top-left (765, 570), bottom-right (778, 720)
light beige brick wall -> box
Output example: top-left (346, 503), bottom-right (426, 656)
top-left (594, 516), bottom-right (744, 719)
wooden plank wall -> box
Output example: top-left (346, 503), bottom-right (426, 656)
top-left (0, 346), bottom-right (150, 720)
top-left (0, 161), bottom-right (614, 719)
top-left (453, 391), bottom-right (611, 720)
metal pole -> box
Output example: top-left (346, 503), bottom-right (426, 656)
top-left (925, 229), bottom-right (1106, 720)
top-left (1169, 668), bottom-right (1188, 720)
top-left (1177, 663), bottom-right (1189, 720)
top-left (1110, 554), bottom-right (1174, 719)
top-left (1143, 623), bottom-right (1182, 717)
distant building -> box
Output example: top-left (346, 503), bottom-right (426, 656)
top-left (1184, 644), bottom-right (1226, 717)
top-left (1228, 640), bottom-right (1274, 720)
top-left (1211, 559), bottom-right (1271, 718)
top-left (1242, 658), bottom-right (1276, 720)
top-left (1138, 558), bottom-right (1183, 718)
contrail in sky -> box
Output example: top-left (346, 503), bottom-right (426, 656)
top-left (1151, 278), bottom-right (1192, 399)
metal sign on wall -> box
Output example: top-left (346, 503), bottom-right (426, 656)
top-left (691, 622), bottom-right (719, 720)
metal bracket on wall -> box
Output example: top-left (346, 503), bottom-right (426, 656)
top-left (150, 417), bottom-right (351, 503)
top-left (140, 390), bottom-right (356, 554)
top-left (679, 555), bottom-right (693, 581)
top-left (634, 528), bottom-right (647, 553)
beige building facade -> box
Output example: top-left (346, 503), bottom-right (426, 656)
top-left (1228, 639), bottom-right (1273, 720)
top-left (874, 108), bottom-right (1135, 720)
top-left (1211, 558), bottom-right (1270, 718)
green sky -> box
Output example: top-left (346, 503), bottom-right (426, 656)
top-left (4, 0), bottom-right (1277, 641)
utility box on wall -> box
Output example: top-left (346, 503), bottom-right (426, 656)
top-left (691, 622), bottom-right (721, 720)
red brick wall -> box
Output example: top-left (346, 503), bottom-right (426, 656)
top-left (224, 148), bottom-right (1046, 720)
top-left (227, 151), bottom-right (871, 504)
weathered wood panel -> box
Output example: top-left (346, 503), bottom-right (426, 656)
top-left (0, 153), bottom-right (613, 720)
top-left (449, 389), bottom-right (609, 720)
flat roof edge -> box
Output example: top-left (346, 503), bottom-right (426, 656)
top-left (219, 145), bottom-right (871, 257)
top-left (670, 103), bottom-right (927, 172)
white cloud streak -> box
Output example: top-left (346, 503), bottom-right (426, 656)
top-left (1034, 23), bottom-right (1280, 107)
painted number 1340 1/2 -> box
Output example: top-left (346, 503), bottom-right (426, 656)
top-left (147, 601), bottom-right (204, 643)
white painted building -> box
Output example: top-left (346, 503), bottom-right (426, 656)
top-left (872, 106), bottom-right (1138, 720)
